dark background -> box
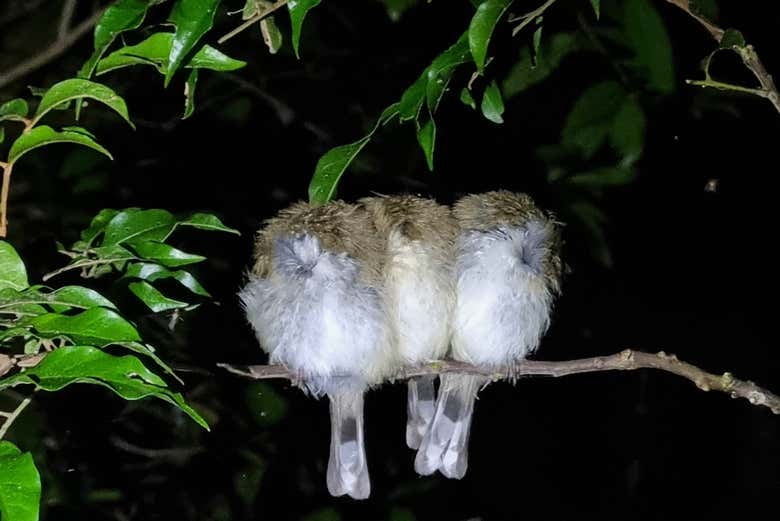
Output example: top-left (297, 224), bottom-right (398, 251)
top-left (1, 1), bottom-right (778, 520)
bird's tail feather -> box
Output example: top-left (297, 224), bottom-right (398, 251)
top-left (414, 373), bottom-right (485, 479)
top-left (327, 390), bottom-right (370, 499)
top-left (406, 375), bottom-right (437, 449)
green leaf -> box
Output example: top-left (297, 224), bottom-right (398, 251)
top-left (31, 79), bottom-right (133, 128)
top-left (624, 0), bottom-right (675, 93)
top-left (46, 286), bottom-right (118, 313)
top-left (469, 0), bottom-right (514, 73)
top-left (609, 97), bottom-right (645, 160)
top-left (720, 29), bottom-right (745, 49)
top-left (398, 72), bottom-right (427, 122)
top-left (29, 307), bottom-right (141, 344)
top-left (102, 209), bottom-right (177, 245)
top-left (308, 103), bottom-right (400, 204)
top-left (288, 0), bottom-right (322, 59)
top-left (0, 98), bottom-right (28, 122)
top-left (97, 32), bottom-right (246, 76)
top-left (260, 16), bottom-right (284, 54)
top-left (81, 208), bottom-right (121, 243)
top-left (128, 281), bottom-right (189, 312)
top-left (124, 263), bottom-right (211, 297)
top-left (8, 126), bottom-right (112, 165)
top-left (129, 242), bottom-right (206, 267)
top-left (480, 80), bottom-right (505, 124)
top-left (502, 32), bottom-right (577, 98)
top-left (166, 0), bottom-right (222, 86)
top-left (183, 69), bottom-right (198, 119)
top-left (0, 242), bottom-right (29, 291)
top-left (589, 0), bottom-right (600, 19)
top-left (426, 32), bottom-right (471, 112)
top-left (416, 116), bottom-right (436, 171)
top-left (177, 213), bottom-right (240, 234)
top-left (460, 87), bottom-right (476, 109)
top-left (0, 442), bottom-right (41, 521)
top-left (0, 127), bottom-right (4, 144)
top-left (566, 166), bottom-right (637, 187)
top-left (532, 22), bottom-right (543, 65)
top-left (562, 81), bottom-right (626, 158)
top-left (0, 346), bottom-right (209, 430)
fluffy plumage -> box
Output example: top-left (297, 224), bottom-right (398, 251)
top-left (361, 195), bottom-right (457, 449)
top-left (415, 191), bottom-right (562, 478)
top-left (239, 201), bottom-right (396, 499)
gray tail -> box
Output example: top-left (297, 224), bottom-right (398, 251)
top-left (414, 373), bottom-right (485, 479)
top-left (327, 390), bottom-right (370, 499)
top-left (406, 375), bottom-right (437, 449)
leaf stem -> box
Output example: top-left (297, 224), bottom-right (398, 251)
top-left (511, 0), bottom-right (558, 37)
top-left (0, 391), bottom-right (35, 440)
top-left (218, 0), bottom-right (290, 44)
top-left (0, 161), bottom-right (13, 238)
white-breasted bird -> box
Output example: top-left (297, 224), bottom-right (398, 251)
top-left (239, 201), bottom-right (397, 499)
top-left (415, 191), bottom-right (562, 479)
top-left (361, 195), bottom-right (457, 450)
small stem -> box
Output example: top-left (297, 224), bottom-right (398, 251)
top-left (511, 0), bottom-right (558, 37)
top-left (0, 162), bottom-right (13, 238)
top-left (42, 255), bottom-right (137, 281)
top-left (686, 79), bottom-right (768, 97)
top-left (218, 0), bottom-right (290, 44)
top-left (0, 392), bottom-right (35, 440)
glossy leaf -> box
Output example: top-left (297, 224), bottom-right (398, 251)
top-left (0, 126), bottom-right (4, 144)
top-left (625, 0), bottom-right (674, 93)
top-left (309, 104), bottom-right (400, 204)
top-left (398, 72), bottom-right (427, 121)
top-left (46, 286), bottom-right (118, 313)
top-left (102, 209), bottom-right (177, 245)
top-left (460, 87), bottom-right (476, 109)
top-left (288, 0), bottom-right (322, 58)
top-left (562, 81), bottom-right (625, 158)
top-left (416, 116), bottom-right (436, 171)
top-left (32, 79), bottom-right (133, 128)
top-left (469, 0), bottom-right (514, 72)
top-left (80, 208), bottom-right (121, 243)
top-left (128, 281), bottom-right (189, 312)
top-left (8, 126), bottom-right (112, 165)
top-left (0, 98), bottom-right (28, 122)
top-left (481, 80), bottom-right (505, 124)
top-left (29, 307), bottom-right (141, 344)
top-left (0, 242), bottom-right (29, 291)
top-left (426, 32), bottom-right (471, 112)
top-left (609, 97), bottom-right (645, 160)
top-left (0, 346), bottom-right (209, 429)
top-left (166, 0), bottom-right (222, 86)
top-left (129, 242), bottom-right (206, 267)
top-left (177, 213), bottom-right (240, 235)
top-left (124, 263), bottom-right (211, 297)
top-left (97, 32), bottom-right (246, 76)
top-left (0, 442), bottom-right (41, 521)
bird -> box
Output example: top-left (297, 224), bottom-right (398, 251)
top-left (360, 195), bottom-right (458, 450)
top-left (415, 191), bottom-right (562, 479)
top-left (239, 200), bottom-right (397, 499)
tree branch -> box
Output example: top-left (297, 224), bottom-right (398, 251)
top-left (0, 7), bottom-right (103, 90)
top-left (0, 391), bottom-right (35, 440)
top-left (664, 0), bottom-right (780, 114)
top-left (218, 349), bottom-right (780, 415)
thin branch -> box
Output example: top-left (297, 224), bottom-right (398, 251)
top-left (0, 391), bottom-right (35, 440)
top-left (0, 163), bottom-right (13, 238)
top-left (218, 349), bottom-right (780, 415)
top-left (0, 8), bottom-right (103, 90)
top-left (511, 0), bottom-right (558, 37)
top-left (218, 0), bottom-right (289, 45)
top-left (664, 0), bottom-right (780, 114)
top-left (58, 0), bottom-right (77, 42)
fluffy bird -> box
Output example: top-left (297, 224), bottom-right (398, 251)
top-left (415, 191), bottom-right (562, 479)
top-left (361, 195), bottom-right (457, 449)
top-left (239, 201), bottom-right (396, 499)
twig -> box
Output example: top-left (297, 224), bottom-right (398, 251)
top-left (0, 163), bottom-right (13, 238)
top-left (664, 0), bottom-right (780, 114)
top-left (218, 349), bottom-right (780, 415)
top-left (0, 391), bottom-right (35, 440)
top-left (0, 8), bottom-right (104, 90)
top-left (218, 0), bottom-right (289, 44)
top-left (58, 0), bottom-right (77, 42)
top-left (511, 0), bottom-right (558, 37)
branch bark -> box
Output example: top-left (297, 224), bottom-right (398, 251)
top-left (664, 0), bottom-right (780, 114)
top-left (218, 349), bottom-right (780, 415)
